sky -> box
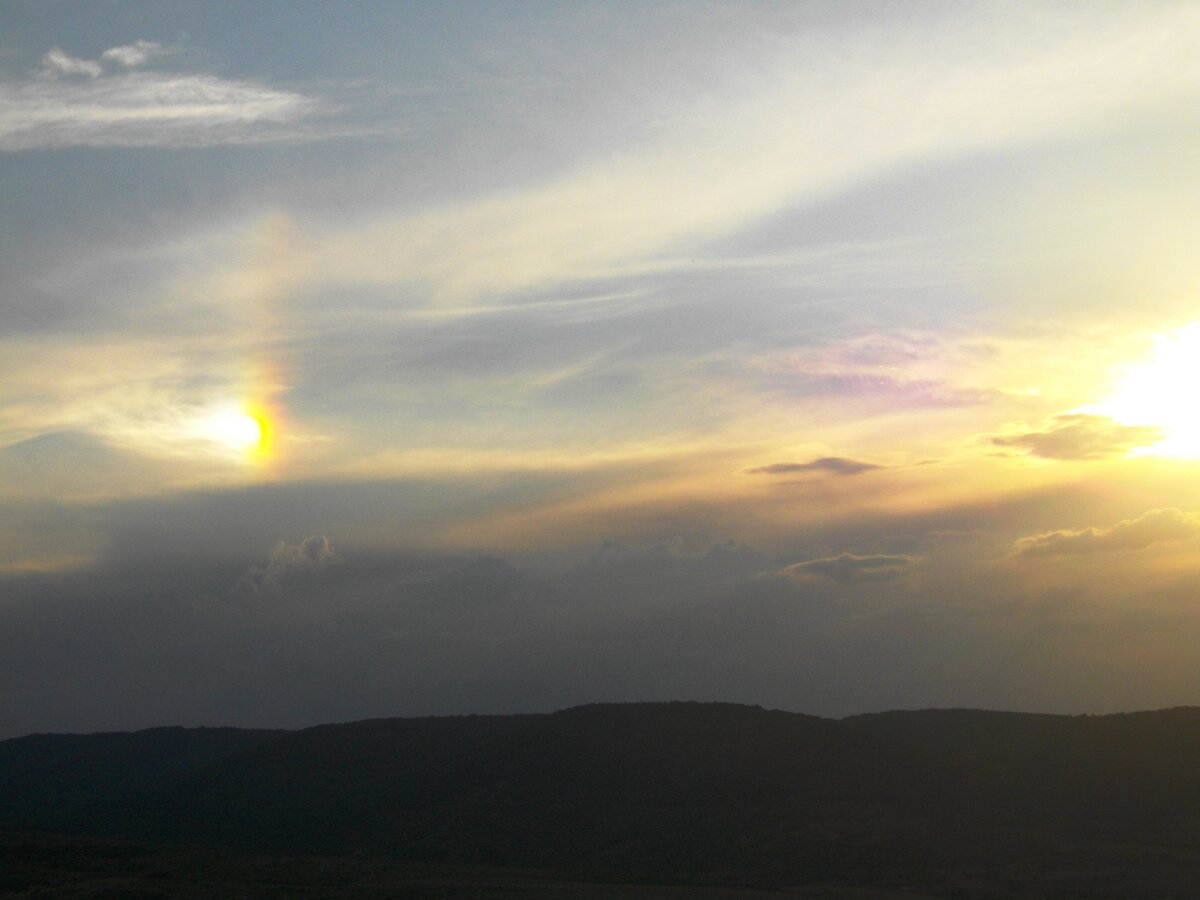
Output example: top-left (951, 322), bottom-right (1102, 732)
top-left (3, 1), bottom-right (1200, 738)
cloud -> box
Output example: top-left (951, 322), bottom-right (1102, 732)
top-left (101, 41), bottom-right (167, 68)
top-left (779, 553), bottom-right (914, 584)
top-left (748, 457), bottom-right (881, 477)
top-left (2, 46), bottom-right (316, 150)
top-left (1014, 508), bottom-right (1200, 559)
top-left (40, 48), bottom-right (103, 78)
top-left (992, 414), bottom-right (1162, 460)
top-left (232, 535), bottom-right (338, 600)
top-left (285, 5), bottom-right (1200, 304)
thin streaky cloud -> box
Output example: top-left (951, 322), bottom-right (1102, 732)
top-left (0, 71), bottom-right (314, 150)
top-left (40, 47), bottom-right (102, 78)
top-left (3, 40), bottom-right (334, 151)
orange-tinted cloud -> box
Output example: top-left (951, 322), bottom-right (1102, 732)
top-left (992, 414), bottom-right (1161, 460)
top-left (1014, 507), bottom-right (1200, 558)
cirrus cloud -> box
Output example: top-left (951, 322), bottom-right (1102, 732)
top-left (2, 42), bottom-right (317, 150)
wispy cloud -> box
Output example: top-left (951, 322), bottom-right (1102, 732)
top-left (293, 5), bottom-right (1200, 303)
top-left (2, 41), bottom-right (316, 150)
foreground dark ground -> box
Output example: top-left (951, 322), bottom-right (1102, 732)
top-left (5, 702), bottom-right (1200, 898)
top-left (0, 831), bottom-right (951, 899)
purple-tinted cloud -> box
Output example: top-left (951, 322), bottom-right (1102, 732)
top-left (748, 457), bottom-right (882, 477)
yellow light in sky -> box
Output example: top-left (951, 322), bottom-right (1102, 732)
top-left (198, 404), bottom-right (272, 463)
top-left (1087, 322), bottom-right (1200, 459)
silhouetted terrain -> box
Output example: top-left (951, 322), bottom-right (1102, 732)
top-left (4, 702), bottom-right (1200, 897)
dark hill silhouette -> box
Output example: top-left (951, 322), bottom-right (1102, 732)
top-left (0, 726), bottom-right (283, 834)
top-left (845, 706), bottom-right (1200, 843)
top-left (5, 702), bottom-right (1200, 896)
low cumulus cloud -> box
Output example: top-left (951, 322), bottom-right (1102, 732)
top-left (779, 553), bottom-right (914, 584)
top-left (232, 535), bottom-right (339, 600)
top-left (748, 457), bottom-right (881, 477)
top-left (1, 41), bottom-right (316, 150)
top-left (1014, 508), bottom-right (1200, 558)
top-left (992, 414), bottom-right (1162, 461)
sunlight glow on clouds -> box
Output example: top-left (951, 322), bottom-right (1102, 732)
top-left (5, 5), bottom-right (1200, 727)
top-left (1014, 508), bottom-right (1200, 558)
top-left (1083, 322), bottom-right (1200, 459)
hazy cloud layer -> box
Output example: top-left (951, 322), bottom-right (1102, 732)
top-left (4, 531), bottom-right (1197, 740)
top-left (1014, 508), bottom-right (1200, 559)
top-left (992, 414), bottom-right (1162, 460)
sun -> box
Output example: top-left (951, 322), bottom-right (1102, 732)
top-left (1085, 322), bottom-right (1200, 459)
top-left (197, 404), bottom-right (272, 463)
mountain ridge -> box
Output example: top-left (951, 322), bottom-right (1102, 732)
top-left (5, 701), bottom-right (1200, 895)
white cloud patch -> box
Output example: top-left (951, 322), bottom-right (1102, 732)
top-left (40, 48), bottom-right (103, 79)
top-left (1014, 508), bottom-right (1200, 559)
top-left (101, 40), bottom-right (167, 68)
top-left (2, 43), bottom-right (316, 150)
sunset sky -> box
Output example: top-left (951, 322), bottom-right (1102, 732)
top-left (4, 1), bottom-right (1200, 738)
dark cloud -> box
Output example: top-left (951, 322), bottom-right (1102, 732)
top-left (1014, 508), bottom-right (1200, 558)
top-left (779, 552), bottom-right (914, 583)
top-left (5, 526), bottom-right (1200, 740)
top-left (992, 414), bottom-right (1161, 460)
top-left (747, 456), bottom-right (881, 477)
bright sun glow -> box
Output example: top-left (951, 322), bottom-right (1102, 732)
top-left (1087, 322), bottom-right (1200, 459)
top-left (197, 405), bottom-right (271, 463)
